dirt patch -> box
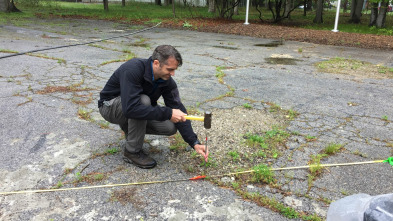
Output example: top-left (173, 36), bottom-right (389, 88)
top-left (169, 106), bottom-right (291, 177)
top-left (36, 85), bottom-right (94, 94)
top-left (315, 57), bottom-right (393, 79)
top-left (110, 187), bottom-right (146, 209)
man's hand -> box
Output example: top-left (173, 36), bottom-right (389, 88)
top-left (171, 109), bottom-right (186, 123)
top-left (194, 144), bottom-right (209, 162)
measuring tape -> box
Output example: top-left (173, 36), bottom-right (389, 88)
top-left (0, 158), bottom-right (391, 195)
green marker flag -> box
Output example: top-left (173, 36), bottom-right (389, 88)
top-left (383, 157), bottom-right (393, 166)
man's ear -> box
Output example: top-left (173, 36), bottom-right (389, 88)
top-left (153, 60), bottom-right (160, 67)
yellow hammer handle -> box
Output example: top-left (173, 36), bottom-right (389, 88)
top-left (185, 116), bottom-right (204, 121)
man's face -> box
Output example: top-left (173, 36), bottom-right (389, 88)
top-left (153, 57), bottom-right (179, 81)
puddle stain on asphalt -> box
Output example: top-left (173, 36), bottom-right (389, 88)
top-left (212, 45), bottom-right (238, 50)
top-left (30, 134), bottom-right (47, 153)
top-left (254, 40), bottom-right (284, 47)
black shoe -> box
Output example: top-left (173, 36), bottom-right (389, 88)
top-left (123, 149), bottom-right (157, 169)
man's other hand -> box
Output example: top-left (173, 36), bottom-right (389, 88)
top-left (171, 109), bottom-right (186, 123)
top-left (194, 144), bottom-right (209, 162)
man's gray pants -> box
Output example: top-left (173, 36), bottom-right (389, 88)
top-left (99, 95), bottom-right (177, 153)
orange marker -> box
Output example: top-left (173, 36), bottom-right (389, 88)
top-left (189, 175), bottom-right (206, 180)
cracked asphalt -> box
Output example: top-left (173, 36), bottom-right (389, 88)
top-left (0, 18), bottom-right (392, 220)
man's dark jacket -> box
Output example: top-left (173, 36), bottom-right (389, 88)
top-left (98, 57), bottom-right (199, 147)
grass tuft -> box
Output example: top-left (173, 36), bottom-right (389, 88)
top-left (324, 143), bottom-right (344, 155)
top-left (251, 164), bottom-right (275, 184)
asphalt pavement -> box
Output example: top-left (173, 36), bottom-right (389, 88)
top-left (0, 18), bottom-right (392, 220)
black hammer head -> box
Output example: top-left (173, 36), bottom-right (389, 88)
top-left (204, 111), bottom-right (212, 129)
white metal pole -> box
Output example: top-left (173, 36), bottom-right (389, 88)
top-left (244, 0), bottom-right (250, 25)
top-left (332, 0), bottom-right (341, 32)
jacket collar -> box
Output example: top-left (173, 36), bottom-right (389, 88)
top-left (144, 56), bottom-right (169, 86)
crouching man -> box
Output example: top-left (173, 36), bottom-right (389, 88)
top-left (98, 45), bottom-right (207, 169)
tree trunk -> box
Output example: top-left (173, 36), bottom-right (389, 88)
top-left (343, 0), bottom-right (348, 12)
top-left (220, 0), bottom-right (227, 18)
top-left (284, 0), bottom-right (291, 17)
top-left (375, 1), bottom-right (388, 28)
top-left (172, 0), bottom-right (176, 17)
top-left (0, 0), bottom-right (20, 12)
top-left (122, 0), bottom-right (125, 7)
top-left (369, 2), bottom-right (378, 26)
top-left (274, 0), bottom-right (283, 22)
top-left (0, 0), bottom-right (9, 12)
top-left (155, 0), bottom-right (162, 6)
top-left (208, 0), bottom-right (215, 13)
top-left (349, 0), bottom-right (364, 23)
top-left (313, 0), bottom-right (323, 23)
top-left (103, 0), bottom-right (109, 11)
top-left (234, 5), bottom-right (239, 15)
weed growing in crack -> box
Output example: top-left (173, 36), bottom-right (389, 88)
top-left (266, 102), bottom-right (280, 113)
top-left (307, 154), bottom-right (327, 191)
top-left (324, 143), bottom-right (343, 155)
top-left (200, 157), bottom-right (217, 167)
top-left (56, 181), bottom-right (63, 188)
top-left (215, 66), bottom-right (226, 84)
top-left (382, 115), bottom-right (389, 121)
top-left (75, 172), bottom-right (83, 182)
top-left (352, 149), bottom-right (368, 158)
top-left (254, 150), bottom-right (267, 158)
top-left (244, 127), bottom-right (289, 159)
top-left (190, 151), bottom-right (198, 158)
top-left (71, 92), bottom-right (93, 105)
top-left (243, 103), bottom-right (252, 109)
top-left (305, 135), bottom-right (317, 142)
top-left (185, 105), bottom-right (200, 115)
top-left (287, 109), bottom-right (299, 120)
top-left (318, 196), bottom-right (332, 204)
top-left (251, 164), bottom-right (275, 184)
top-left (106, 148), bottom-right (120, 154)
top-left (169, 132), bottom-right (188, 151)
top-left (340, 189), bottom-right (349, 196)
top-left (241, 191), bottom-right (300, 219)
top-left (100, 53), bottom-right (136, 66)
top-left (225, 90), bottom-right (234, 97)
top-left (245, 134), bottom-right (264, 146)
top-left (77, 107), bottom-right (92, 121)
top-left (57, 58), bottom-right (66, 64)
top-left (93, 173), bottom-right (104, 181)
top-left (0, 49), bottom-right (18, 53)
top-left (186, 165), bottom-right (194, 172)
top-left (232, 181), bottom-right (240, 189)
top-left (72, 172), bottom-right (107, 184)
top-left (98, 120), bottom-right (110, 129)
top-left (228, 150), bottom-right (240, 161)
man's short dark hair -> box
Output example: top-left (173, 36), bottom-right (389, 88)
top-left (152, 45), bottom-right (182, 67)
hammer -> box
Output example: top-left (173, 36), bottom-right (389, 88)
top-left (184, 111), bottom-right (212, 129)
top-left (185, 111), bottom-right (212, 162)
